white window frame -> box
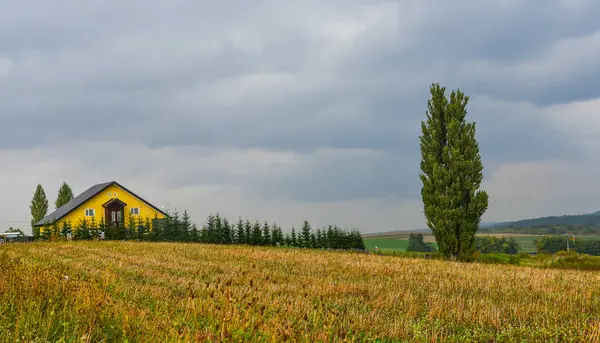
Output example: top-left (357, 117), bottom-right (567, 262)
top-left (130, 207), bottom-right (140, 215)
top-left (85, 208), bottom-right (95, 217)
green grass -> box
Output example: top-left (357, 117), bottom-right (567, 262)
top-left (363, 237), bottom-right (409, 251)
top-left (364, 233), bottom-right (600, 253)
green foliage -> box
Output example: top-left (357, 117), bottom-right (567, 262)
top-left (300, 220), bottom-right (312, 248)
top-left (406, 233), bottom-right (436, 252)
top-left (271, 223), bottom-right (284, 246)
top-left (30, 184), bottom-right (49, 239)
top-left (475, 236), bottom-right (519, 254)
top-left (419, 83), bottom-right (489, 260)
top-left (535, 235), bottom-right (600, 256)
top-left (37, 206), bottom-right (366, 251)
top-left (251, 220), bottom-right (262, 245)
top-left (535, 236), bottom-right (568, 254)
top-left (55, 181), bottom-right (74, 210)
top-left (244, 220), bottom-right (252, 244)
top-left (190, 223), bottom-right (199, 243)
top-left (181, 210), bottom-right (193, 242)
top-left (480, 223), bottom-right (600, 235)
top-left (222, 218), bottom-right (233, 244)
top-left (126, 215), bottom-right (137, 240)
top-left (290, 227), bottom-right (298, 247)
top-left (74, 219), bottom-right (92, 240)
top-left (5, 227), bottom-right (24, 236)
top-left (545, 251), bottom-right (600, 271)
top-left (235, 218), bottom-right (245, 244)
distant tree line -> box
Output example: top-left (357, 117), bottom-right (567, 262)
top-left (480, 224), bottom-right (600, 236)
top-left (475, 236), bottom-right (519, 255)
top-left (483, 212), bottom-right (600, 230)
top-left (39, 211), bottom-right (366, 251)
top-left (405, 233), bottom-right (520, 255)
top-left (535, 236), bottom-right (600, 256)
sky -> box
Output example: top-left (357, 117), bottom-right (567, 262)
top-left (2, 0), bottom-right (600, 235)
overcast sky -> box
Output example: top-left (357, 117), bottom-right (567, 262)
top-left (2, 0), bottom-right (600, 235)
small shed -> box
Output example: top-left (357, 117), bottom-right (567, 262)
top-left (0, 232), bottom-right (21, 243)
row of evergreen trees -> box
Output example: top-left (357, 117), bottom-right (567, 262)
top-left (41, 211), bottom-right (366, 250)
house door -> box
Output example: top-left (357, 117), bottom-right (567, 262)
top-left (105, 203), bottom-right (124, 228)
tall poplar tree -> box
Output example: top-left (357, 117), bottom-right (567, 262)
top-left (419, 83), bottom-right (489, 260)
top-left (30, 184), bottom-right (49, 239)
top-left (55, 181), bottom-right (74, 209)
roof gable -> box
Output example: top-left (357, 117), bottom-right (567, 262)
top-left (34, 181), bottom-right (167, 226)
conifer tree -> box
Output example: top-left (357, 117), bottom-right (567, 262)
top-left (272, 223), bottom-right (283, 246)
top-left (30, 184), bottom-right (49, 239)
top-left (325, 225), bottom-right (334, 249)
top-left (61, 220), bottom-right (72, 238)
top-left (181, 210), bottom-right (192, 242)
top-left (171, 211), bottom-right (182, 242)
top-left (75, 219), bottom-right (91, 240)
top-left (97, 217), bottom-right (106, 240)
top-left (316, 229), bottom-right (324, 249)
top-left (199, 224), bottom-right (208, 243)
top-left (161, 214), bottom-right (173, 241)
top-left (235, 218), bottom-right (245, 244)
top-left (419, 83), bottom-right (489, 260)
top-left (214, 213), bottom-right (223, 244)
top-left (190, 223), bottom-right (199, 243)
top-left (149, 216), bottom-right (163, 241)
top-left (88, 216), bottom-right (98, 239)
top-left (127, 214), bottom-right (137, 240)
top-left (251, 220), bottom-right (262, 245)
top-left (300, 220), bottom-right (312, 248)
top-left (55, 181), bottom-right (74, 209)
top-left (205, 215), bottom-right (216, 243)
top-left (222, 218), bottom-right (233, 244)
top-left (351, 229), bottom-right (366, 250)
top-left (284, 233), bottom-right (292, 246)
top-left (291, 227), bottom-right (298, 247)
top-left (140, 217), bottom-right (151, 241)
top-left (244, 220), bottom-right (252, 244)
top-left (262, 221), bottom-right (271, 246)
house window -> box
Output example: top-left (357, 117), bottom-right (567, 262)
top-left (130, 207), bottom-right (140, 215)
top-left (85, 208), bottom-right (95, 217)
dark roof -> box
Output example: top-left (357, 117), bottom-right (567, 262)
top-left (102, 198), bottom-right (127, 207)
top-left (34, 181), bottom-right (167, 226)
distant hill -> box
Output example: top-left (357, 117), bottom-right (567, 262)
top-left (483, 211), bottom-right (600, 230)
top-left (363, 212), bottom-right (600, 237)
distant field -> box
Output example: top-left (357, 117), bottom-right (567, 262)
top-left (2, 242), bottom-right (600, 342)
top-left (364, 234), bottom-right (437, 251)
top-left (364, 233), bottom-right (600, 253)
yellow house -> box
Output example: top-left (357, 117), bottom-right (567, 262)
top-left (34, 181), bottom-right (167, 233)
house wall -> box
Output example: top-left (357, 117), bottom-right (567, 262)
top-left (40, 183), bottom-right (166, 232)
